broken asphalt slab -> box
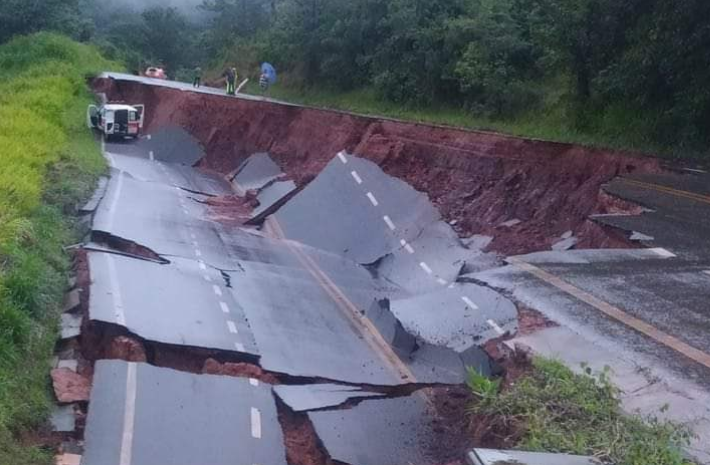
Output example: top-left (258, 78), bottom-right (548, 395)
top-left (388, 282), bottom-right (517, 352)
top-left (308, 395), bottom-right (436, 465)
top-left (598, 174), bottom-right (710, 260)
top-left (225, 247), bottom-right (405, 385)
top-left (275, 153), bottom-right (441, 264)
top-left (93, 167), bottom-right (235, 269)
top-left (108, 151), bottom-right (231, 197)
top-left (468, 449), bottom-right (603, 465)
top-left (273, 384), bottom-right (385, 412)
top-left (135, 126), bottom-right (205, 166)
top-left (367, 300), bottom-right (497, 382)
top-left (88, 251), bottom-right (257, 356)
top-left (233, 152), bottom-right (285, 194)
top-left (223, 226), bottom-right (487, 385)
top-left (372, 220), bottom-right (500, 294)
top-left (249, 180), bottom-right (298, 223)
top-left (82, 360), bottom-right (287, 465)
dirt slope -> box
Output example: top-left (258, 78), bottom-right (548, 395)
top-left (94, 78), bottom-right (661, 254)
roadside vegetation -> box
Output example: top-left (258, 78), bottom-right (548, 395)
top-left (0, 33), bottom-right (118, 464)
top-left (5, 0), bottom-right (710, 160)
top-left (468, 358), bottom-right (695, 465)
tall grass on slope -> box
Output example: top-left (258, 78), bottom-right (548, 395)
top-left (468, 358), bottom-right (694, 465)
top-left (0, 33), bottom-right (119, 465)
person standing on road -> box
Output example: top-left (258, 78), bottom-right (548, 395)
top-left (225, 67), bottom-right (237, 95)
top-left (259, 71), bottom-right (270, 94)
top-left (192, 66), bottom-right (202, 88)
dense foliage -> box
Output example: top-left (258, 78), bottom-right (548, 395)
top-left (3, 0), bottom-right (709, 152)
top-left (0, 33), bottom-right (116, 464)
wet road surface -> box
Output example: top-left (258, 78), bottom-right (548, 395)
top-left (82, 133), bottom-right (516, 464)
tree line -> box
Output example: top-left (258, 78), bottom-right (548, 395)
top-left (2, 0), bottom-right (710, 151)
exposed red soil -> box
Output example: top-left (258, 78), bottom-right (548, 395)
top-left (202, 192), bottom-right (256, 226)
top-left (95, 77), bottom-right (662, 255)
top-left (51, 368), bottom-right (92, 403)
top-left (106, 336), bottom-right (148, 363)
top-left (276, 403), bottom-right (337, 465)
top-left (427, 385), bottom-right (476, 465)
top-left (516, 306), bottom-right (558, 336)
top-left (202, 358), bottom-right (280, 384)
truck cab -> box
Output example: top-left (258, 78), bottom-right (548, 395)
top-left (87, 103), bottom-right (145, 141)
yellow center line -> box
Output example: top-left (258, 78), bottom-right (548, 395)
top-left (509, 256), bottom-right (710, 370)
top-left (264, 216), bottom-right (424, 388)
top-left (621, 178), bottom-right (710, 206)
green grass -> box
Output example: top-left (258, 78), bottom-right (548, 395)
top-left (0, 33), bottom-right (120, 464)
top-left (468, 358), bottom-right (695, 465)
top-left (244, 81), bottom-right (706, 163)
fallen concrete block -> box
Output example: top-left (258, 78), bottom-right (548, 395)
top-left (467, 449), bottom-right (603, 465)
top-left (62, 289), bottom-right (81, 313)
top-left (60, 314), bottom-right (82, 340)
top-left (55, 454), bottom-right (81, 465)
top-left (57, 359), bottom-right (79, 372)
top-left (50, 405), bottom-right (76, 433)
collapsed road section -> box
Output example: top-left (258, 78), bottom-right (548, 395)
top-left (74, 115), bottom-right (520, 465)
top-left (69, 74), bottom-right (710, 463)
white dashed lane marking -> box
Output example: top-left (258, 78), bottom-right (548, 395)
top-left (107, 170), bottom-right (125, 231)
top-left (199, 261), bottom-right (206, 270)
top-left (249, 378), bottom-right (259, 387)
top-left (651, 247), bottom-right (676, 258)
top-left (383, 215), bottom-right (396, 231)
top-left (226, 320), bottom-right (238, 334)
top-left (194, 249), bottom-right (202, 257)
top-left (203, 275), bottom-right (212, 283)
top-left (399, 239), bottom-right (415, 254)
top-left (336, 152), bottom-right (486, 310)
top-left (250, 408), bottom-right (262, 439)
top-left (106, 254), bottom-right (126, 327)
top-left (119, 362), bottom-right (137, 465)
top-left (235, 342), bottom-right (246, 352)
top-left (148, 150), bottom-right (154, 161)
top-left (212, 285), bottom-right (222, 296)
top-left (219, 302), bottom-right (230, 314)
top-left (419, 262), bottom-right (433, 274)
top-left (487, 319), bottom-right (505, 335)
top-left (366, 192), bottom-right (379, 207)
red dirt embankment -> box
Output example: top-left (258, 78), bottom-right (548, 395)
top-left (95, 78), bottom-right (661, 254)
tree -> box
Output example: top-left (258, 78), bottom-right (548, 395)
top-left (370, 0), bottom-right (465, 104)
top-left (139, 7), bottom-right (195, 74)
top-left (451, 0), bottom-right (543, 115)
top-left (200, 0), bottom-right (271, 55)
top-left (0, 0), bottom-right (89, 44)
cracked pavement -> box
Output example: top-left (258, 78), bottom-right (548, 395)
top-left (80, 135), bottom-right (517, 465)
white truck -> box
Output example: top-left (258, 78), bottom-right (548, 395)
top-left (87, 103), bottom-right (145, 141)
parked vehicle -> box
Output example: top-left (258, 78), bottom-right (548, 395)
top-left (144, 67), bottom-right (167, 79)
top-left (87, 103), bottom-right (145, 141)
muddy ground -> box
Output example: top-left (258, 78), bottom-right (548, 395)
top-left (94, 78), bottom-right (661, 255)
